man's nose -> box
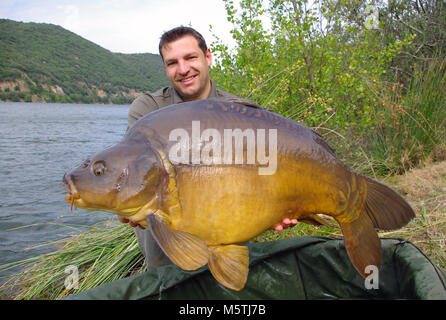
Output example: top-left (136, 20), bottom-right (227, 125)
top-left (177, 60), bottom-right (190, 75)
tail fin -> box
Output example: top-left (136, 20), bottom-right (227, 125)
top-left (338, 212), bottom-right (382, 278)
top-left (337, 173), bottom-right (415, 277)
top-left (362, 175), bottom-right (415, 230)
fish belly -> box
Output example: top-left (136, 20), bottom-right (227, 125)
top-left (171, 155), bottom-right (349, 245)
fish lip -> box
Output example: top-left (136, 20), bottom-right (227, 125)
top-left (63, 173), bottom-right (80, 201)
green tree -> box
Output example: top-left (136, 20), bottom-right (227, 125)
top-left (211, 0), bottom-right (445, 175)
top-left (211, 0), bottom-right (409, 133)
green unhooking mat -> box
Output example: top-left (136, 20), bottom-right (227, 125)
top-left (67, 237), bottom-right (446, 300)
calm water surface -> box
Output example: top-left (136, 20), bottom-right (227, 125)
top-left (0, 102), bottom-right (129, 275)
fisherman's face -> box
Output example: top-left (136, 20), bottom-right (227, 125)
top-left (161, 35), bottom-right (212, 102)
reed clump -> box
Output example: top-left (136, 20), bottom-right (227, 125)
top-left (0, 222), bottom-right (144, 299)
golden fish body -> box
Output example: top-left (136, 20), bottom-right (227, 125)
top-left (172, 154), bottom-right (351, 245)
top-left (64, 98), bottom-right (414, 291)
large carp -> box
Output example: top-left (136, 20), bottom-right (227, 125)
top-left (63, 98), bottom-right (415, 291)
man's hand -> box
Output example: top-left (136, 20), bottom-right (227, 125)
top-left (273, 218), bottom-right (298, 231)
top-left (118, 216), bottom-right (146, 229)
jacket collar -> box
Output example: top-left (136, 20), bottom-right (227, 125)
top-left (172, 80), bottom-right (216, 104)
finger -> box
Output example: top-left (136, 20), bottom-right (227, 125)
top-left (129, 221), bottom-right (138, 228)
top-left (118, 217), bottom-right (129, 223)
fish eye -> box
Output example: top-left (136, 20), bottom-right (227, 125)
top-left (91, 161), bottom-right (106, 176)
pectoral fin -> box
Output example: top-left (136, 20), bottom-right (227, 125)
top-left (208, 245), bottom-right (249, 291)
top-left (146, 213), bottom-right (209, 270)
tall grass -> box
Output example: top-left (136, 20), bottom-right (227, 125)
top-left (362, 59), bottom-right (446, 175)
top-left (0, 221), bottom-right (144, 299)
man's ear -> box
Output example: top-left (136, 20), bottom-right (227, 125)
top-left (206, 48), bottom-right (212, 67)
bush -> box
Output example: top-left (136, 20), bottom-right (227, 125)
top-left (364, 58), bottom-right (446, 175)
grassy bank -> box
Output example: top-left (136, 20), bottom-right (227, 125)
top-left (0, 222), bottom-right (145, 299)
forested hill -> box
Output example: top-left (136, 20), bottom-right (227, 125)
top-left (0, 19), bottom-right (170, 104)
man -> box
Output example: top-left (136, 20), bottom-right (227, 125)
top-left (122, 26), bottom-right (238, 270)
top-left (122, 26), bottom-right (296, 270)
top-left (127, 26), bottom-right (236, 129)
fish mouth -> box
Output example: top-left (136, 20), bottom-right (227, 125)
top-left (63, 173), bottom-right (80, 211)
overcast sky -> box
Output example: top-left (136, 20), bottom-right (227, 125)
top-left (0, 0), bottom-right (239, 54)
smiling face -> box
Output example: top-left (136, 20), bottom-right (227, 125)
top-left (161, 35), bottom-right (212, 102)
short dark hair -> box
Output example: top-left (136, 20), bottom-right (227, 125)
top-left (158, 26), bottom-right (208, 60)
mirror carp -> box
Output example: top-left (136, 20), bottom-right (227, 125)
top-left (63, 98), bottom-right (415, 291)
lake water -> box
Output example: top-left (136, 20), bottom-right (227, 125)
top-left (0, 102), bottom-right (129, 277)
